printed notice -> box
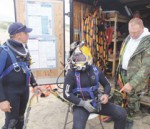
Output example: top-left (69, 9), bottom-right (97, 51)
top-left (27, 39), bottom-right (56, 69)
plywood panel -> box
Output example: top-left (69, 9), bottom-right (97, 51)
top-left (73, 1), bottom-right (93, 41)
top-left (15, 0), bottom-right (26, 23)
top-left (15, 0), bottom-right (64, 84)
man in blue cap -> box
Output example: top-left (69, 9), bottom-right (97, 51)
top-left (0, 22), bottom-right (40, 129)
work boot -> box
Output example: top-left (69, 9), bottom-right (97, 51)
top-left (7, 119), bottom-right (18, 129)
top-left (15, 115), bottom-right (24, 129)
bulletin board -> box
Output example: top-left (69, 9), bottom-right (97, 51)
top-left (15, 0), bottom-right (64, 84)
top-left (26, 1), bottom-right (57, 69)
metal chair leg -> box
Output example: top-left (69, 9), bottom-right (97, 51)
top-left (63, 104), bottom-right (71, 129)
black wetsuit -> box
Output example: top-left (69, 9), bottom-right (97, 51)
top-left (63, 65), bottom-right (127, 129)
top-left (0, 39), bottom-right (37, 129)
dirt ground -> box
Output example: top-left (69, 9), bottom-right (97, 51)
top-left (0, 79), bottom-right (150, 129)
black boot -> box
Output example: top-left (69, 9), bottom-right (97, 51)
top-left (15, 115), bottom-right (24, 129)
top-left (7, 119), bottom-right (18, 129)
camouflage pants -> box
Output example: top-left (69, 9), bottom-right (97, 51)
top-left (113, 90), bottom-right (140, 117)
top-left (127, 92), bottom-right (140, 117)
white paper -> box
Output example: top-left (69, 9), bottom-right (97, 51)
top-left (26, 1), bottom-right (53, 35)
top-left (27, 39), bottom-right (39, 50)
top-left (28, 16), bottom-right (42, 35)
top-left (28, 39), bottom-right (56, 69)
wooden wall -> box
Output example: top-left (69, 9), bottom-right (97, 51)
top-left (73, 1), bottom-right (93, 41)
top-left (15, 0), bottom-right (64, 84)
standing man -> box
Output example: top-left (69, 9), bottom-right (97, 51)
top-left (63, 43), bottom-right (127, 129)
top-left (0, 22), bottom-right (40, 129)
top-left (117, 18), bottom-right (150, 128)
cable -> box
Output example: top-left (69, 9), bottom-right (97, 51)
top-left (23, 91), bottom-right (39, 129)
top-left (56, 68), bottom-right (65, 90)
top-left (99, 119), bottom-right (104, 129)
top-left (56, 58), bottom-right (71, 91)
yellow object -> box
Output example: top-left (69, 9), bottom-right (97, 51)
top-left (80, 45), bottom-right (92, 64)
top-left (72, 44), bottom-right (93, 70)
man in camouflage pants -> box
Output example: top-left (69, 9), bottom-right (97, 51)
top-left (117, 18), bottom-right (150, 129)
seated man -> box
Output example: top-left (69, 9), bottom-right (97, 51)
top-left (63, 43), bottom-right (127, 129)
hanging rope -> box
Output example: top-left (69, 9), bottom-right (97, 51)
top-left (83, 8), bottom-right (108, 71)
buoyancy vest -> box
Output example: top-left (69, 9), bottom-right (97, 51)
top-left (0, 45), bottom-right (31, 86)
top-left (73, 65), bottom-right (99, 107)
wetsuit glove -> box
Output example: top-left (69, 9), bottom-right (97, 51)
top-left (78, 99), bottom-right (96, 112)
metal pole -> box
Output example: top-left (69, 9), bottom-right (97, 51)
top-left (70, 0), bottom-right (74, 44)
top-left (63, 104), bottom-right (71, 129)
top-left (13, 0), bottom-right (17, 22)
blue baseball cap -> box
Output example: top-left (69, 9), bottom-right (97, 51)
top-left (8, 22), bottom-right (32, 36)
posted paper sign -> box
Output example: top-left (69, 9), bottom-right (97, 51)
top-left (27, 39), bottom-right (56, 69)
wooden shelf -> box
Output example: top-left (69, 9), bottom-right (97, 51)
top-left (117, 37), bottom-right (124, 41)
top-left (105, 18), bottom-right (128, 23)
top-left (104, 11), bottom-right (128, 77)
top-left (108, 57), bottom-right (119, 62)
top-left (103, 10), bottom-right (129, 23)
top-left (112, 37), bottom-right (125, 42)
top-left (140, 96), bottom-right (150, 107)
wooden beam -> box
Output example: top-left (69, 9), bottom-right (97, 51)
top-left (140, 96), bottom-right (150, 107)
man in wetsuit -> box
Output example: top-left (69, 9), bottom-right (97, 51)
top-left (0, 22), bottom-right (40, 129)
top-left (63, 44), bottom-right (127, 129)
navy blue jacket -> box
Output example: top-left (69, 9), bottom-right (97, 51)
top-left (0, 39), bottom-right (37, 102)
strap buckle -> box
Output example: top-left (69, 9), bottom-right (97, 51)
top-left (13, 63), bottom-right (21, 72)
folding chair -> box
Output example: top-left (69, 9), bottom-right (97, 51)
top-left (63, 104), bottom-right (100, 129)
top-left (63, 103), bottom-right (73, 129)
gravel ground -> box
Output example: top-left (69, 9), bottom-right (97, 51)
top-left (0, 80), bottom-right (150, 129)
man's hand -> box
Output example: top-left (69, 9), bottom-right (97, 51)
top-left (0, 101), bottom-right (12, 112)
top-left (120, 83), bottom-right (133, 93)
top-left (100, 94), bottom-right (109, 104)
top-left (78, 99), bottom-right (96, 112)
top-left (33, 86), bottom-right (41, 94)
